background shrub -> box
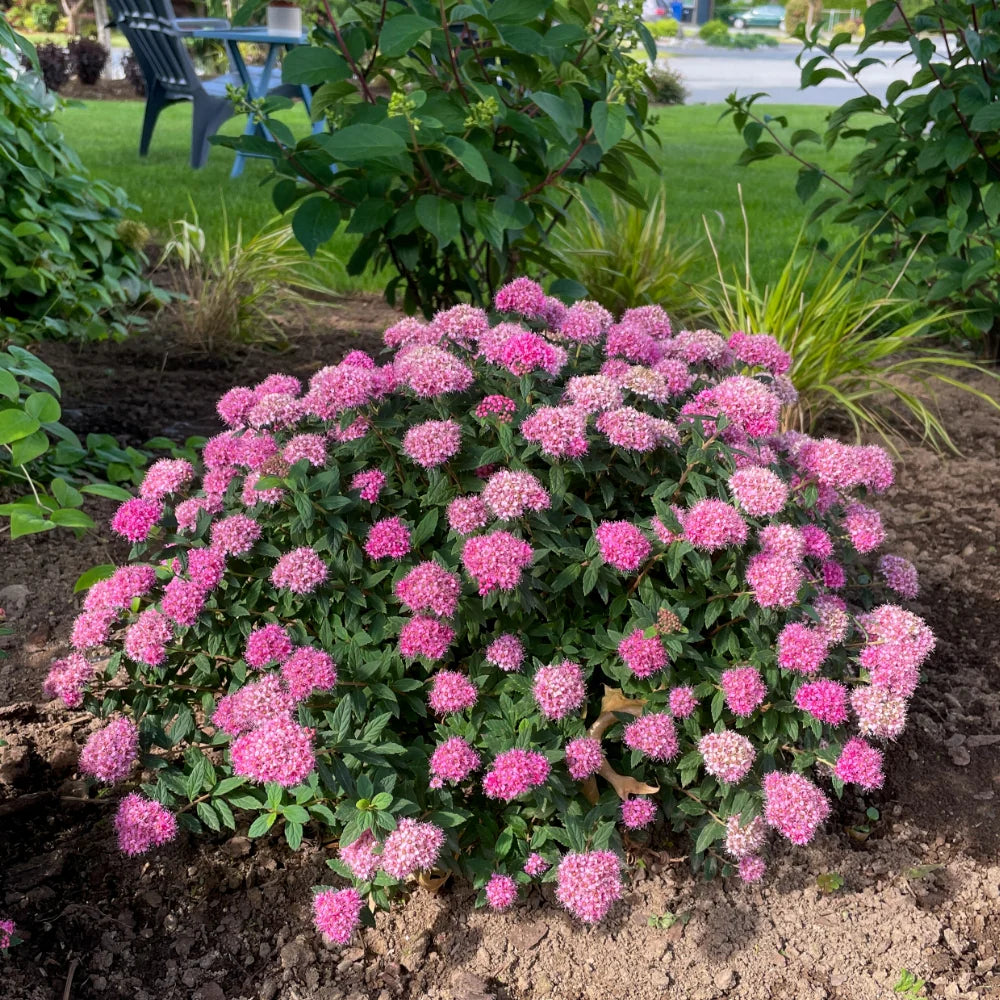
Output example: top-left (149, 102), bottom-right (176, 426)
top-left (698, 18), bottom-right (730, 42)
top-left (783, 0), bottom-right (820, 34)
top-left (216, 0), bottom-right (659, 315)
top-left (122, 51), bottom-right (146, 96)
top-left (646, 17), bottom-right (680, 38)
top-left (68, 36), bottom-right (109, 85)
top-left (56, 279), bottom-right (932, 939)
top-left (1, 22), bottom-right (163, 343)
top-left (727, 0), bottom-right (1000, 355)
top-left (646, 63), bottom-right (688, 105)
top-left (25, 41), bottom-right (70, 91)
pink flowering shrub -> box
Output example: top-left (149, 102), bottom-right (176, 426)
top-left (54, 280), bottom-right (934, 940)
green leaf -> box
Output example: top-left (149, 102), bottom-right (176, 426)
top-left (281, 46), bottom-right (353, 86)
top-left (51, 477), bottom-right (84, 509)
top-left (23, 391), bottom-right (60, 423)
top-left (322, 124), bottom-right (408, 162)
top-left (74, 563), bottom-right (116, 593)
top-left (415, 195), bottom-right (462, 248)
top-left (0, 409), bottom-right (40, 445)
top-left (379, 14), bottom-right (437, 58)
top-left (10, 430), bottom-right (48, 466)
top-left (970, 104), bottom-right (1000, 132)
top-left (9, 508), bottom-right (55, 539)
top-left (411, 508), bottom-right (439, 547)
top-left (489, 0), bottom-right (550, 24)
top-left (282, 804), bottom-right (310, 824)
top-left (248, 812), bottom-right (276, 838)
top-left (79, 483), bottom-right (133, 501)
top-left (197, 801), bottom-right (221, 832)
top-left (214, 775), bottom-right (248, 797)
top-left (49, 508), bottom-right (94, 530)
top-left (441, 136), bottom-right (492, 184)
top-left (0, 370), bottom-right (19, 401)
top-left (592, 100), bottom-right (626, 152)
top-left (285, 820), bottom-right (304, 850)
top-left (292, 197), bottom-right (341, 257)
top-left (531, 91), bottom-right (581, 142)
top-left (694, 819), bottom-right (724, 854)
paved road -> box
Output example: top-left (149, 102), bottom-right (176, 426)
top-left (660, 40), bottom-right (931, 105)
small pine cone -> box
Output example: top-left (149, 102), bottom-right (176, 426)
top-left (656, 608), bottom-right (682, 635)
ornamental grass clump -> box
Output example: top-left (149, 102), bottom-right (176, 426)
top-left (53, 280), bottom-right (934, 942)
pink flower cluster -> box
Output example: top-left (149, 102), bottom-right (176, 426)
top-left (762, 771), bottom-right (830, 845)
top-left (114, 793), bottom-right (178, 855)
top-left (556, 851), bottom-right (622, 923)
top-left (483, 748), bottom-right (550, 801)
top-left (618, 629), bottom-right (668, 679)
top-left (595, 520), bottom-right (650, 573)
top-left (533, 660), bottom-right (585, 720)
top-left (79, 717), bottom-right (139, 783)
top-left (623, 713), bottom-right (678, 761)
top-left (313, 887), bottom-right (363, 944)
top-left (699, 730), bottom-right (756, 784)
top-left (565, 737), bottom-right (603, 780)
top-left (485, 633), bottom-right (525, 672)
top-left (461, 531), bottom-right (533, 594)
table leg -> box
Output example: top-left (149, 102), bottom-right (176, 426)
top-left (228, 38), bottom-right (258, 179)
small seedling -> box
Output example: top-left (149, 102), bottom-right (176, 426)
top-left (893, 969), bottom-right (926, 997)
top-left (816, 872), bottom-right (845, 894)
top-left (905, 864), bottom-right (944, 881)
top-left (648, 910), bottom-right (692, 931)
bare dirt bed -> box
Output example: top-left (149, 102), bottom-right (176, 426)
top-left (0, 307), bottom-right (998, 1000)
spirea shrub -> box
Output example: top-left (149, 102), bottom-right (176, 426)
top-left (53, 280), bottom-right (935, 942)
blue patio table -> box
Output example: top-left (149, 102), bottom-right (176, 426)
top-left (190, 25), bottom-right (321, 178)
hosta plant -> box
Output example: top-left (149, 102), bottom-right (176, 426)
top-left (52, 280), bottom-right (933, 939)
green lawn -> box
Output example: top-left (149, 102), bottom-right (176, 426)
top-left (57, 99), bottom-right (851, 294)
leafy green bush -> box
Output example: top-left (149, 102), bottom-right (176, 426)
top-left (549, 193), bottom-right (709, 322)
top-left (723, 31), bottom-right (779, 48)
top-left (218, 0), bottom-right (658, 315)
top-left (698, 18), bottom-right (730, 42)
top-left (726, 1), bottom-right (1000, 354)
top-left (158, 210), bottom-right (343, 352)
top-left (1, 20), bottom-right (163, 344)
top-left (646, 17), bottom-right (680, 38)
top-left (704, 207), bottom-right (1000, 450)
top-left (54, 280), bottom-right (935, 936)
top-left (646, 63), bottom-right (688, 105)
top-left (0, 347), bottom-right (176, 537)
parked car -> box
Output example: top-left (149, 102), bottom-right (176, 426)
top-left (729, 4), bottom-right (785, 29)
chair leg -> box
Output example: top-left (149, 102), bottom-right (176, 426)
top-left (139, 85), bottom-right (168, 157)
top-left (190, 99), bottom-right (233, 170)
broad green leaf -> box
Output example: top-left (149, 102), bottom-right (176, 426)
top-left (10, 429), bottom-right (48, 466)
top-left (441, 136), bottom-right (491, 184)
top-left (379, 14), bottom-right (437, 58)
top-left (592, 100), bottom-right (626, 152)
top-left (293, 197), bottom-right (341, 257)
top-left (415, 195), bottom-right (461, 248)
top-left (321, 124), bottom-right (408, 162)
top-left (74, 563), bottom-right (116, 593)
top-left (0, 409), bottom-right (40, 445)
top-left (80, 483), bottom-right (134, 501)
top-left (23, 391), bottom-right (60, 423)
top-left (281, 46), bottom-right (353, 86)
top-left (531, 91), bottom-right (580, 142)
top-left (0, 370), bottom-right (18, 401)
top-left (49, 508), bottom-right (94, 529)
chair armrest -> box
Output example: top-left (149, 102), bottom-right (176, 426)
top-left (173, 17), bottom-right (232, 33)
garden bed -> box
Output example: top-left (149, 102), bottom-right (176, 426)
top-left (0, 301), bottom-right (997, 1000)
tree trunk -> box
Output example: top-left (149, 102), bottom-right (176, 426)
top-left (92, 0), bottom-right (111, 76)
top-left (60, 0), bottom-right (88, 36)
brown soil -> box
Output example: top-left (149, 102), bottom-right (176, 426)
top-left (59, 78), bottom-right (142, 101)
top-left (1, 307), bottom-right (998, 1000)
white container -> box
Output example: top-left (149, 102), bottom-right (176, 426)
top-left (266, 4), bottom-right (302, 35)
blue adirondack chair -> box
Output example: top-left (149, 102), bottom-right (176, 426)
top-left (109, 0), bottom-right (298, 168)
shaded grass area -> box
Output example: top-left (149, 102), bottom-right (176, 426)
top-left (57, 99), bottom-right (851, 295)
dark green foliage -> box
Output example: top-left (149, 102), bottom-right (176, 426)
top-left (1, 20), bottom-right (163, 343)
top-left (68, 36), bottom-right (110, 85)
top-left (698, 18), bottom-right (731, 41)
top-left (217, 0), bottom-right (659, 315)
top-left (122, 50), bottom-right (146, 96)
top-left (26, 41), bottom-right (70, 90)
top-left (726, 1), bottom-right (1000, 353)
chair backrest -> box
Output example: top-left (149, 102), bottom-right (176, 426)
top-left (109, 0), bottom-right (202, 97)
